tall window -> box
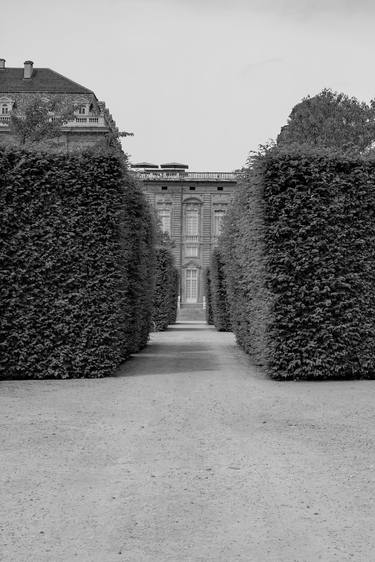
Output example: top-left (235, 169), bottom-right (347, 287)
top-left (185, 244), bottom-right (198, 257)
top-left (159, 209), bottom-right (171, 235)
top-left (185, 268), bottom-right (198, 303)
top-left (214, 210), bottom-right (225, 236)
top-left (185, 208), bottom-right (199, 236)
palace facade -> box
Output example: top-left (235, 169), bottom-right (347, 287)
top-left (0, 59), bottom-right (119, 151)
top-left (132, 162), bottom-right (238, 308)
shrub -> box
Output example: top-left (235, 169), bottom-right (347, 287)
top-left (152, 246), bottom-right (179, 331)
top-left (204, 267), bottom-right (214, 325)
top-left (0, 148), bottom-right (155, 379)
top-left (209, 247), bottom-right (231, 331)
top-left (220, 149), bottom-right (375, 379)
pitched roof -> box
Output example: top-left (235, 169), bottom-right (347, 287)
top-left (0, 68), bottom-right (94, 95)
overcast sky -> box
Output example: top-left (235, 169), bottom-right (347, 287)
top-left (3, 0), bottom-right (375, 170)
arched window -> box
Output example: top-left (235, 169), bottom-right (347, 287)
top-left (1, 103), bottom-right (9, 114)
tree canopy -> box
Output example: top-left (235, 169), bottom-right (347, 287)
top-left (10, 96), bottom-right (75, 147)
top-left (277, 89), bottom-right (375, 154)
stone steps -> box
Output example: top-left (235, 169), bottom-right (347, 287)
top-left (177, 306), bottom-right (206, 321)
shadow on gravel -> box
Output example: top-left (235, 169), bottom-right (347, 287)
top-left (117, 342), bottom-right (218, 377)
top-left (145, 343), bottom-right (210, 353)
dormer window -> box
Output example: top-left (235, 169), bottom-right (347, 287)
top-left (78, 106), bottom-right (86, 115)
top-left (0, 98), bottom-right (13, 114)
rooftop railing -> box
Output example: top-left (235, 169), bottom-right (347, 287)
top-left (135, 171), bottom-right (237, 181)
top-left (0, 115), bottom-right (106, 129)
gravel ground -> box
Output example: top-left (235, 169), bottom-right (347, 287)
top-left (1, 322), bottom-right (375, 562)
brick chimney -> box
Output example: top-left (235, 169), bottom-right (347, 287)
top-left (23, 60), bottom-right (34, 79)
top-left (0, 59), bottom-right (5, 70)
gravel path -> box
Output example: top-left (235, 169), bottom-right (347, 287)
top-left (1, 322), bottom-right (375, 561)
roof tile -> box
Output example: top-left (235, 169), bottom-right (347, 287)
top-left (0, 68), bottom-right (94, 95)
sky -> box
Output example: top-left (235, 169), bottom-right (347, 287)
top-left (2, 0), bottom-right (375, 170)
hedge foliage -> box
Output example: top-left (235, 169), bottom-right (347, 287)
top-left (0, 148), bottom-right (155, 379)
top-left (219, 150), bottom-right (375, 379)
top-left (152, 246), bottom-right (179, 331)
top-left (209, 248), bottom-right (231, 331)
top-left (204, 268), bottom-right (214, 325)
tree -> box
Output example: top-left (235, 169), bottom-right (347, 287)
top-left (10, 95), bottom-right (76, 147)
top-left (277, 89), bottom-right (375, 154)
top-left (90, 130), bottom-right (134, 157)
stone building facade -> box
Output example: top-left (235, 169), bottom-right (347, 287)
top-left (132, 162), bottom-right (238, 308)
top-left (0, 59), bottom-right (119, 150)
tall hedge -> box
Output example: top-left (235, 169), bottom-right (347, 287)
top-left (209, 248), bottom-right (231, 331)
top-left (152, 247), bottom-right (179, 331)
top-left (120, 183), bottom-right (156, 352)
top-left (204, 267), bottom-right (214, 325)
top-left (220, 167), bottom-right (272, 365)
top-left (0, 148), bottom-right (155, 379)
top-left (220, 149), bottom-right (375, 379)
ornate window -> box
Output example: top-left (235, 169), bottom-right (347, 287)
top-left (185, 208), bottom-right (199, 236)
top-left (185, 244), bottom-right (198, 257)
top-left (0, 97), bottom-right (13, 115)
top-left (158, 208), bottom-right (171, 235)
top-left (183, 199), bottom-right (201, 243)
top-left (214, 210), bottom-right (225, 236)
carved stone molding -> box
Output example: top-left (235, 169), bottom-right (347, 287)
top-left (181, 260), bottom-right (202, 269)
top-left (182, 196), bottom-right (203, 206)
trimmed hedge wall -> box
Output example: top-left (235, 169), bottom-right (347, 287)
top-left (0, 148), bottom-right (155, 379)
top-left (220, 150), bottom-right (375, 379)
top-left (204, 267), bottom-right (214, 325)
top-left (152, 246), bottom-right (179, 331)
top-left (220, 167), bottom-right (272, 366)
top-left (120, 183), bottom-right (155, 352)
top-left (209, 248), bottom-right (231, 331)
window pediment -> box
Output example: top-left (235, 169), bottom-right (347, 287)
top-left (183, 196), bottom-right (202, 206)
top-left (182, 260), bottom-right (201, 269)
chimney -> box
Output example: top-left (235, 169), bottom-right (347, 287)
top-left (0, 59), bottom-right (5, 70)
top-left (23, 60), bottom-right (34, 79)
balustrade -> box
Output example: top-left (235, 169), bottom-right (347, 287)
top-left (184, 235), bottom-right (200, 243)
top-left (0, 115), bottom-right (11, 126)
top-left (136, 171), bottom-right (237, 181)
